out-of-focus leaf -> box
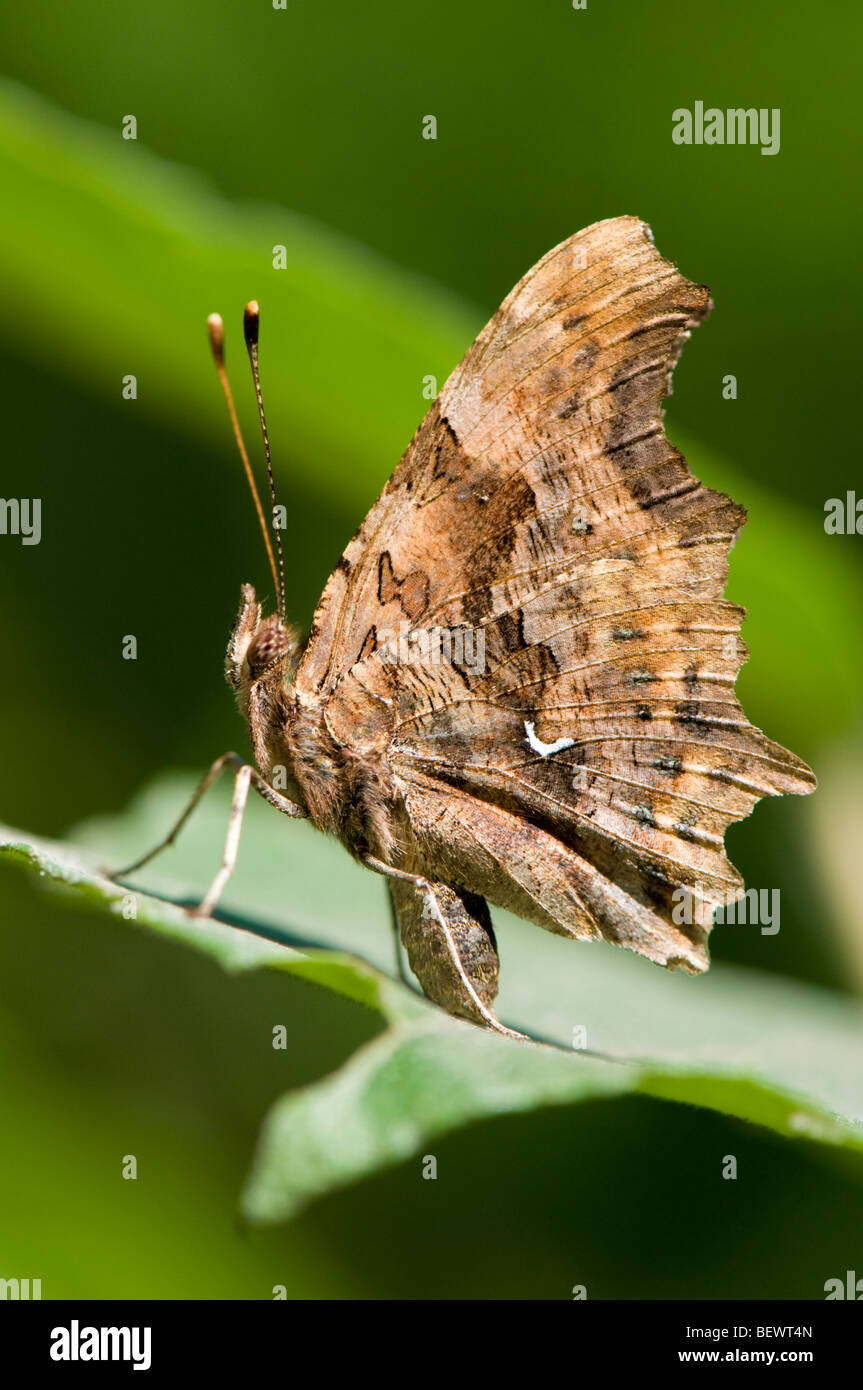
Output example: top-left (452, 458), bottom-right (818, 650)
top-left (810, 733), bottom-right (863, 993)
top-left (0, 78), bottom-right (476, 516)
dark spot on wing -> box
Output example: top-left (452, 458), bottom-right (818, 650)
top-left (572, 339), bottom-right (600, 371)
top-left (378, 551), bottom-right (398, 604)
top-left (357, 626), bottom-right (378, 661)
top-left (462, 583), bottom-right (492, 627)
top-left (464, 476), bottom-right (537, 598)
top-left (655, 755), bottom-right (682, 775)
top-left (637, 862), bottom-right (677, 912)
top-left (675, 701), bottom-right (711, 732)
top-left (604, 425), bottom-right (663, 456)
top-left (625, 314), bottom-right (692, 341)
top-left (496, 609), bottom-right (526, 655)
top-left (377, 550), bottom-right (429, 620)
top-left (431, 415), bottom-right (462, 480)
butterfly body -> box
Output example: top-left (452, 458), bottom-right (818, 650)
top-left (214, 216), bottom-right (815, 1034)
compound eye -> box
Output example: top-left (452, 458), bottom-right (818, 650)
top-left (245, 623), bottom-right (290, 678)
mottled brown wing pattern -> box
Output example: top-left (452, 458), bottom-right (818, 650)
top-left (300, 216), bottom-right (728, 693)
top-left (298, 215), bottom-right (815, 968)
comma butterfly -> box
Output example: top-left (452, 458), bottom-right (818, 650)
top-left (117, 216), bottom-right (815, 1038)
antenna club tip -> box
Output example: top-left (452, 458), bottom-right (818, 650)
top-left (243, 301), bottom-right (260, 348)
top-left (207, 313), bottom-right (224, 360)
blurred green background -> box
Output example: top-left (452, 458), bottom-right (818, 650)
top-left (0, 0), bottom-right (861, 1298)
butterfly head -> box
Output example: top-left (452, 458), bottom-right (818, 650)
top-left (225, 583), bottom-right (301, 704)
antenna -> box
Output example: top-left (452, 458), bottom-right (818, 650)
top-left (206, 311), bottom-right (282, 614)
top-left (243, 302), bottom-right (286, 622)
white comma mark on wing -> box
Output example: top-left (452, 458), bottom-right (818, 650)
top-left (523, 720), bottom-right (577, 759)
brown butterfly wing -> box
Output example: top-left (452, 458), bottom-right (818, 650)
top-left (297, 215), bottom-right (815, 968)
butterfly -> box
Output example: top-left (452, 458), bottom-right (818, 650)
top-left (118, 215), bottom-right (816, 1039)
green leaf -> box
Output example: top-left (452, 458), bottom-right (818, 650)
top-left (0, 78), bottom-right (477, 518)
top-left (242, 1023), bottom-right (635, 1223)
top-left (2, 773), bottom-right (862, 1222)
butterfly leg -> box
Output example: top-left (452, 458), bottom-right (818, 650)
top-left (108, 751), bottom-right (306, 913)
top-left (385, 880), bottom-right (417, 990)
top-left (365, 857), bottom-right (525, 1040)
top-left (189, 762), bottom-right (253, 918)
